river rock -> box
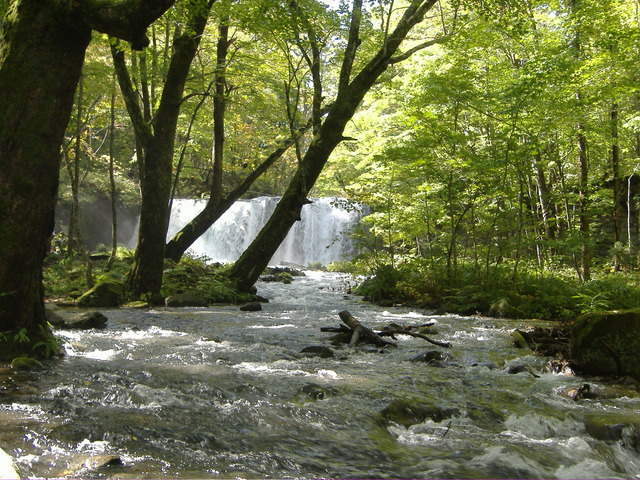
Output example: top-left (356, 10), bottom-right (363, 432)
top-left (300, 345), bottom-right (335, 358)
top-left (65, 311), bottom-right (108, 329)
top-left (44, 304), bottom-right (67, 327)
top-left (570, 309), bottom-right (640, 379)
top-left (11, 356), bottom-right (44, 371)
top-left (165, 293), bottom-right (208, 307)
top-left (584, 413), bottom-right (640, 450)
top-left (240, 302), bottom-right (262, 311)
top-left (76, 278), bottom-right (124, 307)
top-left (379, 398), bottom-right (456, 428)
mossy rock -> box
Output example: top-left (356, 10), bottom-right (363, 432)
top-left (76, 279), bottom-right (124, 307)
top-left (488, 298), bottom-right (522, 319)
top-left (570, 309), bottom-right (640, 380)
top-left (11, 356), bottom-right (44, 370)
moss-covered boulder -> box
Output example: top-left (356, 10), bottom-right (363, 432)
top-left (76, 279), bottom-right (124, 307)
top-left (570, 309), bottom-right (640, 379)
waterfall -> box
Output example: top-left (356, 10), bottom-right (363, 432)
top-left (166, 197), bottom-right (365, 266)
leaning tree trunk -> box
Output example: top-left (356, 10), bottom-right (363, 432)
top-left (0, 2), bottom-right (91, 358)
top-left (226, 0), bottom-right (439, 292)
top-left (0, 0), bottom-right (174, 360)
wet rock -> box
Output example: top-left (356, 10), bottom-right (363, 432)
top-left (165, 293), bottom-right (208, 307)
top-left (65, 311), bottom-right (108, 329)
top-left (300, 346), bottom-right (335, 358)
top-left (584, 413), bottom-right (640, 450)
top-left (558, 383), bottom-right (592, 401)
top-left (410, 350), bottom-right (452, 366)
top-left (379, 398), bottom-right (456, 428)
top-left (45, 304), bottom-right (67, 327)
top-left (570, 309), bottom-right (640, 380)
top-left (84, 454), bottom-right (123, 470)
top-left (240, 302), bottom-right (262, 312)
top-left (298, 383), bottom-right (337, 401)
top-left (76, 278), bottom-right (124, 307)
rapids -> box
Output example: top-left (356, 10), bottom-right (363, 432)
top-left (2, 271), bottom-right (640, 479)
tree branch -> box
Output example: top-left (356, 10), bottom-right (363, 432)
top-left (110, 41), bottom-right (154, 148)
top-left (389, 35), bottom-right (450, 64)
top-left (81, 0), bottom-right (177, 50)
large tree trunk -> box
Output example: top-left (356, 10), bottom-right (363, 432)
top-left (226, 0), bottom-right (439, 292)
top-left (0, 0), bottom-right (173, 359)
top-left (0, 2), bottom-right (91, 358)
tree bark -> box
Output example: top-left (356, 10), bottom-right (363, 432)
top-left (114, 0), bottom-right (215, 297)
top-left (226, 0), bottom-right (439, 292)
top-left (0, 0), bottom-right (174, 359)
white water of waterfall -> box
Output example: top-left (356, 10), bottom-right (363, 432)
top-left (166, 197), bottom-right (364, 266)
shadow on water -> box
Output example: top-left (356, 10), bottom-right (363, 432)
top-left (2, 271), bottom-right (640, 479)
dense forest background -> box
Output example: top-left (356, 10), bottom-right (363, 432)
top-left (9, 0), bottom-right (640, 321)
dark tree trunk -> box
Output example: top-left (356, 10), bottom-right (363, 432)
top-left (114, 0), bottom-right (214, 297)
top-left (0, 0), bottom-right (174, 359)
top-left (0, 1), bottom-right (91, 358)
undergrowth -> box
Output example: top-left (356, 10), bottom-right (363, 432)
top-left (44, 236), bottom-right (254, 305)
top-left (352, 259), bottom-right (640, 320)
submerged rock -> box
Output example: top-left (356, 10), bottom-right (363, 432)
top-left (240, 302), bottom-right (262, 311)
top-left (300, 345), bottom-right (335, 358)
top-left (584, 413), bottom-right (640, 451)
top-left (379, 398), bottom-right (457, 428)
top-left (76, 278), bottom-right (124, 307)
top-left (570, 309), bottom-right (640, 379)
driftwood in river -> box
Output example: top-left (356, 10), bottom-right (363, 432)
top-left (339, 310), bottom-right (397, 348)
top-left (324, 310), bottom-right (450, 349)
top-left (379, 323), bottom-right (451, 348)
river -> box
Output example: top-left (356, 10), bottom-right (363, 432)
top-left (1, 271), bottom-right (640, 479)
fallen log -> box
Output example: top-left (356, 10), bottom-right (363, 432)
top-left (338, 310), bottom-right (397, 348)
top-left (379, 325), bottom-right (451, 348)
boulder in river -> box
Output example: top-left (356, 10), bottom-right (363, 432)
top-left (570, 309), bottom-right (640, 379)
top-left (45, 305), bottom-right (108, 329)
top-left (240, 302), bottom-right (262, 311)
top-left (65, 311), bottom-right (108, 329)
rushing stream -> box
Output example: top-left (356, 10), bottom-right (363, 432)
top-left (2, 271), bottom-right (640, 479)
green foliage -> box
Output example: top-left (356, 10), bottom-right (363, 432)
top-left (161, 255), bottom-right (255, 304)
